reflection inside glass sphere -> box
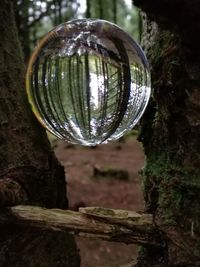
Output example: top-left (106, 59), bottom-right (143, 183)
top-left (26, 19), bottom-right (151, 146)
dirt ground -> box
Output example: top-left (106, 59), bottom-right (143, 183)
top-left (54, 135), bottom-right (145, 267)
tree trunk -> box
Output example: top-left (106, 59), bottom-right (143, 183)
top-left (134, 1), bottom-right (200, 266)
top-left (0, 0), bottom-right (80, 266)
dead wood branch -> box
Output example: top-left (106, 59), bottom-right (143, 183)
top-left (0, 205), bottom-right (163, 247)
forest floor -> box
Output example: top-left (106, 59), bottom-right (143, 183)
top-left (54, 135), bottom-right (145, 267)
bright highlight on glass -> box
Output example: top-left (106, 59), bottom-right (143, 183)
top-left (26, 19), bottom-right (151, 146)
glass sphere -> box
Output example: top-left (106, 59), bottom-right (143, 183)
top-left (26, 19), bottom-right (151, 146)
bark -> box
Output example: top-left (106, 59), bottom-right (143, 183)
top-left (14, 0), bottom-right (31, 62)
top-left (0, 179), bottom-right (27, 207)
top-left (0, 0), bottom-right (80, 266)
top-left (133, 0), bottom-right (200, 266)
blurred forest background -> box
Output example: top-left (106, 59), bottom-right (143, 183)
top-left (14, 1), bottom-right (144, 267)
top-left (15, 0), bottom-right (141, 62)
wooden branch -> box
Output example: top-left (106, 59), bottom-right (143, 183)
top-left (0, 205), bottom-right (163, 247)
top-left (0, 179), bottom-right (27, 207)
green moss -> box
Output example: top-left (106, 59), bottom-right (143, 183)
top-left (137, 9), bottom-right (200, 265)
top-left (90, 207), bottom-right (115, 216)
top-left (93, 166), bottom-right (130, 181)
top-left (141, 143), bottom-right (200, 229)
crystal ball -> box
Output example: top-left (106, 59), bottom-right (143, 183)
top-left (26, 19), bottom-right (151, 146)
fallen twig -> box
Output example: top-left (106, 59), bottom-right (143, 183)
top-left (0, 205), bottom-right (162, 247)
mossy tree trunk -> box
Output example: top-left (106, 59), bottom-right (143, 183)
top-left (134, 1), bottom-right (200, 266)
top-left (0, 1), bottom-right (80, 266)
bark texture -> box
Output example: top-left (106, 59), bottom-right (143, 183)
top-left (0, 0), bottom-right (80, 266)
top-left (134, 0), bottom-right (200, 266)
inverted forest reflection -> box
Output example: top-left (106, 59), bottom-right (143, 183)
top-left (27, 19), bottom-right (151, 145)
